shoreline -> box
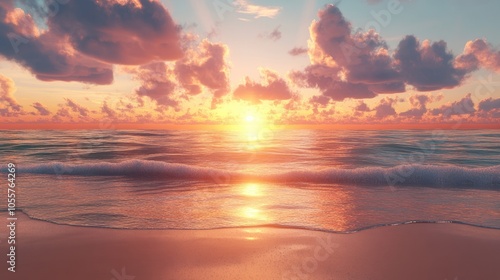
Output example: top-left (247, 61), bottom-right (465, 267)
top-left (1, 213), bottom-right (499, 280)
top-left (8, 209), bottom-right (500, 233)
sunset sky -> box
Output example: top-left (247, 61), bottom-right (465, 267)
top-left (1, 0), bottom-right (499, 127)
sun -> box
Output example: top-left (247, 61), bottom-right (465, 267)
top-left (245, 114), bottom-right (255, 123)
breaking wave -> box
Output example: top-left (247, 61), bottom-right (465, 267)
top-left (3, 160), bottom-right (499, 189)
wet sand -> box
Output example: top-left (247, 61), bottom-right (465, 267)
top-left (1, 213), bottom-right (499, 280)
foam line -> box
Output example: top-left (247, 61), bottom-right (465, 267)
top-left (2, 160), bottom-right (499, 188)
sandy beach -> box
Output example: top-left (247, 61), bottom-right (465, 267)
top-left (0, 213), bottom-right (498, 280)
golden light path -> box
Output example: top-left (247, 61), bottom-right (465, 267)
top-left (238, 183), bottom-right (268, 241)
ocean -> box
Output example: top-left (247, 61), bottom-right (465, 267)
top-left (1, 129), bottom-right (499, 232)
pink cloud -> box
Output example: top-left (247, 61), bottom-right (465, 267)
top-left (292, 5), bottom-right (483, 103)
top-left (0, 74), bottom-right (23, 117)
top-left (1, 0), bottom-right (187, 85)
top-left (0, 1), bottom-right (114, 85)
top-left (233, 69), bottom-right (295, 103)
top-left (456, 39), bottom-right (500, 72)
top-left (175, 40), bottom-right (230, 100)
top-left (128, 62), bottom-right (179, 110)
top-left (48, 0), bottom-right (183, 65)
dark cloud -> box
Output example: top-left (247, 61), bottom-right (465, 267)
top-left (31, 102), bottom-right (51, 116)
top-left (130, 62), bottom-right (179, 109)
top-left (354, 101), bottom-right (370, 112)
top-left (399, 94), bottom-right (436, 118)
top-left (430, 94), bottom-right (475, 117)
top-left (0, 0), bottom-right (186, 85)
top-left (374, 97), bottom-right (397, 119)
top-left (233, 69), bottom-right (295, 103)
top-left (48, 0), bottom-right (183, 65)
top-left (291, 5), bottom-right (403, 101)
top-left (289, 47), bottom-right (308, 56)
top-left (394, 36), bottom-right (470, 91)
top-left (124, 40), bottom-right (230, 110)
top-left (290, 65), bottom-right (377, 100)
top-left (52, 107), bottom-right (71, 122)
top-left (293, 5), bottom-right (483, 103)
top-left (478, 97), bottom-right (500, 112)
top-left (0, 0), bottom-right (114, 84)
top-left (65, 98), bottom-right (90, 117)
top-left (101, 101), bottom-right (117, 118)
top-left (175, 40), bottom-right (230, 100)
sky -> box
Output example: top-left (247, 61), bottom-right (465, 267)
top-left (0, 0), bottom-right (499, 128)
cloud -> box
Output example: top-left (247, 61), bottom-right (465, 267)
top-left (289, 47), bottom-right (308, 56)
top-left (52, 107), bottom-right (71, 122)
top-left (456, 39), bottom-right (500, 72)
top-left (124, 39), bottom-right (230, 110)
top-left (128, 62), bottom-right (179, 109)
top-left (101, 101), bottom-right (118, 118)
top-left (399, 94), bottom-right (441, 118)
top-left (48, 0), bottom-right (183, 65)
top-left (0, 0), bottom-right (114, 84)
top-left (478, 97), bottom-right (500, 112)
top-left (175, 40), bottom-right (230, 100)
top-left (233, 68), bottom-right (295, 103)
top-left (290, 65), bottom-right (377, 100)
top-left (259, 26), bottom-right (282, 41)
top-left (292, 5), bottom-right (482, 102)
top-left (65, 98), bottom-right (90, 117)
top-left (394, 36), bottom-right (470, 91)
top-left (51, 98), bottom-right (93, 122)
top-left (354, 101), bottom-right (371, 113)
top-left (291, 5), bottom-right (403, 101)
top-left (0, 74), bottom-right (23, 116)
top-left (374, 97), bottom-right (397, 119)
top-left (0, 0), bottom-right (186, 85)
top-left (236, 0), bottom-right (281, 19)
top-left (31, 102), bottom-right (51, 116)
top-left (430, 94), bottom-right (475, 117)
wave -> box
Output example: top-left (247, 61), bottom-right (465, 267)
top-left (2, 160), bottom-right (499, 189)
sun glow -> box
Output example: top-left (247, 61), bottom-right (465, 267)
top-left (245, 114), bottom-right (255, 123)
top-left (241, 183), bottom-right (262, 197)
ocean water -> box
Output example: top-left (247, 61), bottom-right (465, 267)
top-left (1, 129), bottom-right (499, 232)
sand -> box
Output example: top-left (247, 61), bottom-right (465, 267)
top-left (1, 213), bottom-right (499, 280)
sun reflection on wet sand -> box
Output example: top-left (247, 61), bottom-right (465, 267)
top-left (237, 183), bottom-right (269, 240)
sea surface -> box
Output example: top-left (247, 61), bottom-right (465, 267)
top-left (1, 129), bottom-right (499, 232)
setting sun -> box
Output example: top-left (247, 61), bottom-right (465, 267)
top-left (245, 115), bottom-right (255, 123)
